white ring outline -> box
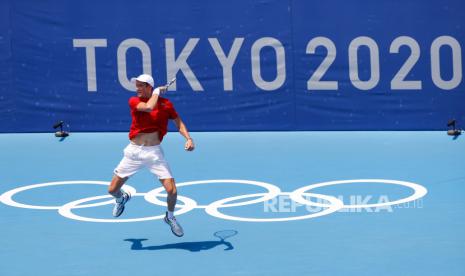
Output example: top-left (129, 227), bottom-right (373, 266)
top-left (0, 181), bottom-right (136, 210)
top-left (289, 179), bottom-right (428, 208)
top-left (58, 193), bottom-right (197, 223)
top-left (144, 179), bottom-right (281, 208)
top-left (204, 192), bottom-right (344, 222)
top-left (0, 179), bottom-right (428, 223)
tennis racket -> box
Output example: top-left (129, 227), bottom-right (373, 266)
top-left (165, 77), bottom-right (176, 88)
top-left (155, 78), bottom-right (176, 95)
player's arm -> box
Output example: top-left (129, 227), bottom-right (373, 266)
top-left (173, 117), bottom-right (195, 151)
top-left (136, 86), bottom-right (167, 112)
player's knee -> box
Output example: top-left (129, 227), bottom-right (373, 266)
top-left (165, 181), bottom-right (177, 195)
top-left (166, 185), bottom-right (177, 196)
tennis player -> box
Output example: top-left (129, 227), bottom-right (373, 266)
top-left (108, 74), bottom-right (195, 237)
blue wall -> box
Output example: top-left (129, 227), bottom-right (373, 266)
top-left (1, 0), bottom-right (464, 132)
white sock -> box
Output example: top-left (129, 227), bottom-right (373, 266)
top-left (167, 211), bottom-right (174, 218)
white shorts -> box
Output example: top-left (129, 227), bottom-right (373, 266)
top-left (114, 143), bottom-right (173, 179)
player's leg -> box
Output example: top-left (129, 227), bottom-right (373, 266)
top-left (160, 177), bottom-right (177, 213)
top-left (160, 178), bottom-right (184, 237)
top-left (147, 145), bottom-right (184, 237)
top-left (108, 174), bottom-right (128, 198)
top-left (109, 144), bottom-right (143, 217)
top-left (109, 174), bottom-right (132, 217)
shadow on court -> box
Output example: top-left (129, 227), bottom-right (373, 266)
top-left (125, 230), bottom-right (238, 252)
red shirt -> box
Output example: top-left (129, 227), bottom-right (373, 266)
top-left (128, 97), bottom-right (178, 141)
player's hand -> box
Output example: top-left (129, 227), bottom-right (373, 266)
top-left (158, 86), bottom-right (168, 94)
top-left (153, 86), bottom-right (167, 96)
top-left (185, 138), bottom-right (195, 151)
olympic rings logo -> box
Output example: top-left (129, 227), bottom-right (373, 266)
top-left (0, 179), bottom-right (428, 223)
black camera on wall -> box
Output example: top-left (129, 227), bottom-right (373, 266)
top-left (53, 121), bottom-right (69, 138)
top-left (447, 119), bottom-right (462, 136)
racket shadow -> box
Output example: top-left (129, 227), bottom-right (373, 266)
top-left (125, 230), bottom-right (238, 252)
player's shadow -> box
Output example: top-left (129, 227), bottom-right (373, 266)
top-left (124, 230), bottom-right (238, 252)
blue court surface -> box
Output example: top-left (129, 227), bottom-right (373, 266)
top-left (1, 131), bottom-right (464, 276)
